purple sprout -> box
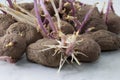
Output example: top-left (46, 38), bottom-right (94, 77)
top-left (7, 0), bottom-right (14, 9)
top-left (105, 0), bottom-right (114, 24)
top-left (110, 2), bottom-right (115, 13)
top-left (39, 0), bottom-right (57, 34)
top-left (73, 18), bottom-right (81, 30)
top-left (0, 10), bottom-right (7, 14)
top-left (78, 5), bottom-right (96, 33)
top-left (34, 0), bottom-right (49, 37)
top-left (0, 0), bottom-right (13, 14)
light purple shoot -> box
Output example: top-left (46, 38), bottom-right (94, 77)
top-left (73, 18), bottom-right (81, 30)
top-left (78, 5), bottom-right (96, 33)
top-left (0, 10), bottom-right (6, 14)
top-left (7, 0), bottom-right (14, 8)
top-left (105, 0), bottom-right (114, 24)
top-left (39, 0), bottom-right (57, 33)
top-left (34, 0), bottom-right (48, 37)
top-left (110, 1), bottom-right (115, 13)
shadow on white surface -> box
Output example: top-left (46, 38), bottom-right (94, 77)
top-left (0, 50), bottom-right (120, 80)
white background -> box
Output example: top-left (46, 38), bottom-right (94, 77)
top-left (0, 0), bottom-right (120, 80)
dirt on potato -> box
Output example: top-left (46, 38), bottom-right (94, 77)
top-left (0, 14), bottom-right (16, 37)
top-left (26, 38), bottom-right (61, 67)
top-left (0, 33), bottom-right (26, 61)
top-left (6, 22), bottom-right (43, 45)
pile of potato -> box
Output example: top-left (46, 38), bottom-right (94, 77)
top-left (0, 0), bottom-right (119, 70)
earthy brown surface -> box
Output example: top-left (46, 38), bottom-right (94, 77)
top-left (0, 30), bottom-right (5, 37)
top-left (105, 11), bottom-right (120, 34)
top-left (76, 5), bottom-right (108, 33)
top-left (0, 14), bottom-right (16, 37)
top-left (27, 38), bottom-right (61, 67)
top-left (18, 3), bottom-right (34, 11)
top-left (47, 20), bottom-right (74, 34)
top-left (91, 30), bottom-right (120, 51)
top-left (6, 22), bottom-right (43, 45)
top-left (79, 30), bottom-right (120, 51)
top-left (74, 36), bottom-right (101, 62)
top-left (0, 33), bottom-right (26, 61)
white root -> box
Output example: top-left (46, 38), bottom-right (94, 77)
top-left (38, 47), bottom-right (54, 52)
top-left (52, 48), bottom-right (61, 56)
top-left (43, 45), bottom-right (68, 48)
top-left (58, 54), bottom-right (67, 72)
top-left (71, 55), bottom-right (74, 63)
top-left (74, 51), bottom-right (88, 57)
top-left (71, 53), bottom-right (81, 65)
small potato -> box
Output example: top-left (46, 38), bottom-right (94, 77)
top-left (26, 38), bottom-right (61, 67)
top-left (80, 30), bottom-right (120, 51)
top-left (0, 14), bottom-right (16, 37)
top-left (105, 11), bottom-right (120, 34)
top-left (74, 36), bottom-right (101, 62)
top-left (6, 22), bottom-right (43, 45)
top-left (47, 20), bottom-right (74, 34)
top-left (91, 30), bottom-right (120, 51)
top-left (27, 34), bottom-right (101, 67)
top-left (0, 33), bottom-right (26, 61)
top-left (76, 5), bottom-right (108, 33)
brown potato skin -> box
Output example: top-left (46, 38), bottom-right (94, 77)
top-left (18, 3), bottom-right (34, 11)
top-left (0, 30), bottom-right (5, 37)
top-left (76, 5), bottom-right (108, 33)
top-left (27, 38), bottom-right (61, 67)
top-left (0, 14), bottom-right (16, 37)
top-left (80, 30), bottom-right (120, 51)
top-left (91, 30), bottom-right (120, 51)
top-left (27, 36), bottom-right (100, 67)
top-left (47, 20), bottom-right (74, 34)
top-left (105, 11), bottom-right (120, 34)
top-left (75, 36), bottom-right (101, 62)
top-left (6, 22), bottom-right (43, 45)
top-left (55, 21), bottom-right (74, 34)
top-left (0, 34), bottom-right (26, 61)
